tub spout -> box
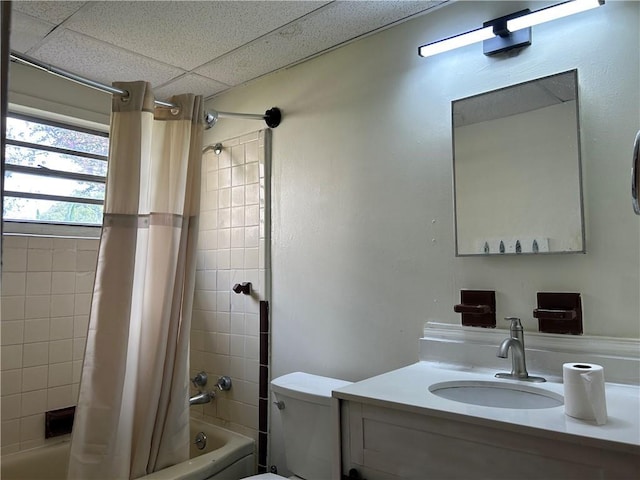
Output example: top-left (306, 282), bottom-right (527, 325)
top-left (189, 391), bottom-right (215, 406)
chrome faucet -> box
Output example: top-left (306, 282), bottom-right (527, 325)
top-left (189, 390), bottom-right (215, 406)
top-left (188, 372), bottom-right (232, 406)
top-left (495, 317), bottom-right (545, 383)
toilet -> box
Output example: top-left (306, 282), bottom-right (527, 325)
top-left (246, 372), bottom-right (352, 479)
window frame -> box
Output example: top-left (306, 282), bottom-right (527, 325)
top-left (3, 112), bottom-right (108, 236)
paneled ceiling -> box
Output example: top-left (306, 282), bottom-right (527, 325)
top-left (10, 0), bottom-right (447, 101)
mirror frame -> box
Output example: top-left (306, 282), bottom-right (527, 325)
top-left (451, 69), bottom-right (586, 257)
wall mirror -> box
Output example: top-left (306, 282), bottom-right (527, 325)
top-left (452, 70), bottom-right (585, 256)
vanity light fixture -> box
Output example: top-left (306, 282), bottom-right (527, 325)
top-left (418, 0), bottom-right (604, 58)
top-left (213, 143), bottom-right (223, 155)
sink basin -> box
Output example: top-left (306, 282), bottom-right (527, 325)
top-left (429, 380), bottom-right (563, 409)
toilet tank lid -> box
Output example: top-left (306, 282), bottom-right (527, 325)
top-left (271, 372), bottom-right (352, 405)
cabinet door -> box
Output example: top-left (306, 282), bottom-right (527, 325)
top-left (341, 401), bottom-right (639, 480)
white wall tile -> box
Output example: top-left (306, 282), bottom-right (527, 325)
top-left (50, 317), bottom-right (74, 340)
top-left (52, 249), bottom-right (76, 271)
top-left (245, 163), bottom-right (259, 184)
top-left (26, 272), bottom-right (51, 295)
top-left (230, 249), bottom-right (244, 269)
top-left (218, 168), bottom-right (231, 189)
top-left (49, 340), bottom-right (73, 364)
top-left (1, 345), bottom-right (23, 370)
top-left (244, 227), bottom-right (259, 248)
top-left (218, 228), bottom-right (231, 249)
top-left (76, 239), bottom-right (99, 251)
top-left (231, 145), bottom-right (245, 166)
top-left (231, 227), bottom-right (244, 248)
top-left (25, 295), bottom-right (51, 319)
top-left (1, 370), bottom-right (22, 396)
top-left (1, 296), bottom-right (25, 320)
top-left (51, 272), bottom-right (76, 294)
top-left (47, 385), bottom-right (73, 410)
top-left (219, 187), bottom-right (231, 209)
top-left (206, 170), bottom-right (219, 192)
top-left (27, 249), bottom-right (53, 272)
top-left (28, 238), bottom-right (52, 249)
top-left (23, 342), bottom-right (49, 368)
top-left (2, 272), bottom-right (26, 296)
top-left (232, 165), bottom-right (245, 186)
top-left (50, 295), bottom-right (75, 317)
top-left (231, 207), bottom-right (245, 228)
top-left (229, 355), bottom-right (245, 380)
top-left (72, 360), bottom-right (83, 384)
top-left (2, 249), bottom-right (27, 272)
top-left (1, 394), bottom-right (22, 420)
top-left (216, 333), bottom-right (230, 355)
top-left (20, 414), bottom-right (44, 442)
top-left (1, 321), bottom-right (24, 346)
top-left (21, 365), bottom-right (48, 392)
top-left (245, 314), bottom-right (259, 337)
top-left (76, 251), bottom-right (97, 272)
top-left (73, 315), bottom-right (90, 338)
top-left (217, 249), bottom-right (230, 269)
top-left (3, 236), bottom-right (28, 248)
top-left (230, 313), bottom-right (245, 335)
top-left (245, 183), bottom-right (259, 206)
top-left (245, 205), bottom-right (259, 226)
top-left (75, 272), bottom-right (95, 294)
top-left (73, 338), bottom-right (86, 360)
top-left (1, 419), bottom-right (20, 446)
top-left (24, 318), bottom-right (50, 343)
top-left (245, 336), bottom-right (259, 361)
top-left (218, 208), bottom-right (231, 228)
top-left (244, 248), bottom-right (259, 269)
top-left (216, 312), bottom-right (230, 334)
top-left (74, 294), bottom-right (92, 315)
top-left (48, 362), bottom-right (72, 387)
top-left (231, 186), bottom-right (245, 207)
top-left (21, 389), bottom-right (46, 416)
top-left (53, 238), bottom-right (76, 250)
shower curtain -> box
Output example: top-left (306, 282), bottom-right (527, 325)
top-left (68, 82), bottom-right (203, 480)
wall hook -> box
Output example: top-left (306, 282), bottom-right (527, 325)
top-left (232, 282), bottom-right (252, 295)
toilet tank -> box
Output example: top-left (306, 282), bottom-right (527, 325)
top-left (271, 372), bottom-right (352, 479)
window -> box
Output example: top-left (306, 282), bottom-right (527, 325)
top-left (3, 113), bottom-right (109, 228)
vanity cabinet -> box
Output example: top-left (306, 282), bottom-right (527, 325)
top-left (339, 400), bottom-right (639, 480)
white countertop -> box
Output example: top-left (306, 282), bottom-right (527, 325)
top-left (332, 361), bottom-right (640, 453)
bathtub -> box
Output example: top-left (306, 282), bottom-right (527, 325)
top-left (0, 418), bottom-right (255, 480)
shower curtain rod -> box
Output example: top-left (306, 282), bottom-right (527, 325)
top-left (9, 50), bottom-right (281, 129)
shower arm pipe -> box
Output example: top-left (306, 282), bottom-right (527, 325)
top-left (9, 50), bottom-right (281, 129)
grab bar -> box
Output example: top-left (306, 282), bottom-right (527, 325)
top-left (633, 129), bottom-right (640, 215)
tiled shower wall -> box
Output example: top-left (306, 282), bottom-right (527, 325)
top-left (0, 131), bottom-right (270, 453)
top-left (1, 236), bottom-right (97, 454)
top-left (189, 129), bottom-right (270, 443)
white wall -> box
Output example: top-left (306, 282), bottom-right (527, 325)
top-left (201, 1), bottom-right (639, 473)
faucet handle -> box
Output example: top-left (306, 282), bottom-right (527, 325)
top-left (504, 317), bottom-right (522, 327)
top-left (191, 371), bottom-right (208, 389)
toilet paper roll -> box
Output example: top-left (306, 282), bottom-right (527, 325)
top-left (563, 363), bottom-right (607, 425)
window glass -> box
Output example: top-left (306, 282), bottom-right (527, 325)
top-left (3, 114), bottom-right (108, 226)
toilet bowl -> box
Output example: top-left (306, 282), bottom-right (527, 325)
top-left (243, 372), bottom-right (352, 480)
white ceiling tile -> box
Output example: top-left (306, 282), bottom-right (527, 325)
top-left (12, 1), bottom-right (86, 24)
top-left (63, 1), bottom-right (330, 71)
top-left (195, 0), bottom-right (443, 86)
top-left (153, 73), bottom-right (229, 101)
top-left (9, 12), bottom-right (55, 53)
top-left (30, 29), bottom-right (186, 88)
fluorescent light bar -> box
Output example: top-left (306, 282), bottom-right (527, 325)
top-left (419, 26), bottom-right (495, 58)
top-left (507, 0), bottom-right (604, 32)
